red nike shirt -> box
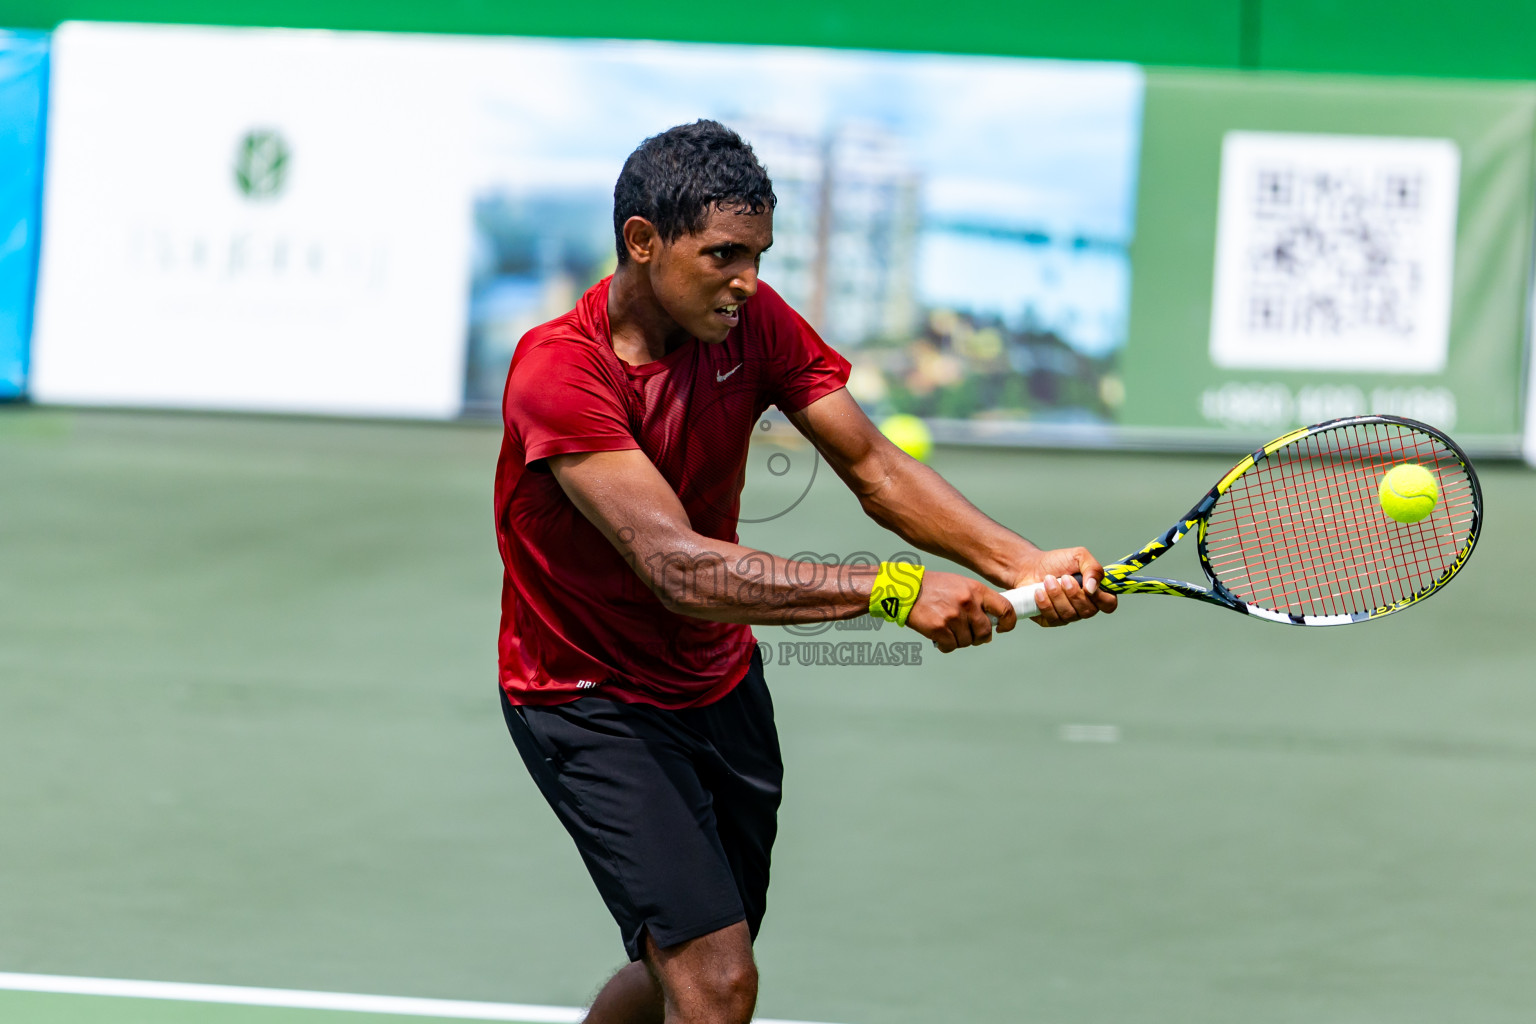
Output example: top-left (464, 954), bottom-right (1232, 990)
top-left (494, 277), bottom-right (851, 709)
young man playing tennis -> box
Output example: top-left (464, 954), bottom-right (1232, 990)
top-left (494, 120), bottom-right (1116, 1024)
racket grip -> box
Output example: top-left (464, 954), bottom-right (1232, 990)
top-left (998, 585), bottom-right (1045, 620)
top-left (994, 574), bottom-right (1087, 622)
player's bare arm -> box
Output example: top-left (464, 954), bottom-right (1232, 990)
top-left (786, 388), bottom-right (1118, 631)
top-left (547, 447), bottom-right (1013, 649)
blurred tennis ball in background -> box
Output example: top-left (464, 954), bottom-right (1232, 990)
top-left (880, 414), bottom-right (933, 462)
top-left (1379, 463), bottom-right (1438, 523)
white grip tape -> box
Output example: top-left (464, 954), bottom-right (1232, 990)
top-left (989, 584), bottom-right (1045, 624)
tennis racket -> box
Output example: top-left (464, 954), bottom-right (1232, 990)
top-left (1002, 415), bottom-right (1481, 626)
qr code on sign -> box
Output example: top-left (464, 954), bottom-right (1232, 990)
top-left (1209, 132), bottom-right (1459, 374)
top-left (1248, 166), bottom-right (1426, 335)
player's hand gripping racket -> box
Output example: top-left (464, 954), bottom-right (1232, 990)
top-left (1002, 415), bottom-right (1481, 626)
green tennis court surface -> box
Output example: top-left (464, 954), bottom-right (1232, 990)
top-left (3, 408), bottom-right (1535, 1024)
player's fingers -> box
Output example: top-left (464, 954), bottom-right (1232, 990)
top-left (967, 591), bottom-right (994, 644)
top-left (948, 604), bottom-right (979, 648)
top-left (1075, 548), bottom-right (1105, 597)
top-left (1052, 574), bottom-right (1082, 621)
top-left (1032, 575), bottom-right (1072, 627)
top-left (1093, 588), bottom-right (1119, 614)
top-left (981, 588), bottom-right (1017, 633)
top-left (1057, 573), bottom-right (1099, 620)
top-left (1027, 577), bottom-right (1054, 627)
top-left (910, 606), bottom-right (958, 653)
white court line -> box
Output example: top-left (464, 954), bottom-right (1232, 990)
top-left (1059, 723), bottom-right (1121, 743)
top-left (0, 973), bottom-right (846, 1024)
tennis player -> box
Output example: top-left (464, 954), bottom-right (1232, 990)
top-left (494, 120), bottom-right (1116, 1024)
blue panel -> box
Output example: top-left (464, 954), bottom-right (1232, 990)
top-left (0, 30), bottom-right (48, 399)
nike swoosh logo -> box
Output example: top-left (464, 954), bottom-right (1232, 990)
top-left (716, 363), bottom-right (743, 383)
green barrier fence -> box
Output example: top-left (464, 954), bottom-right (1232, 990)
top-left (7, 1), bottom-right (1536, 80)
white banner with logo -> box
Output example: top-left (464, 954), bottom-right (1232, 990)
top-left (32, 22), bottom-right (473, 418)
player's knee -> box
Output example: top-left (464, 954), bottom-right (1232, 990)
top-left (683, 958), bottom-right (756, 1023)
top-left (718, 960), bottom-right (758, 1023)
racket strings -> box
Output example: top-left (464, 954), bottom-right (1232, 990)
top-left (1202, 422), bottom-right (1476, 618)
top-left (1226, 426), bottom-right (1473, 615)
top-left (1209, 426), bottom-right (1473, 615)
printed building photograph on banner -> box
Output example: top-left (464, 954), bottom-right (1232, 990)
top-left (1209, 131), bottom-right (1460, 375)
top-left (459, 40), bottom-right (1145, 431)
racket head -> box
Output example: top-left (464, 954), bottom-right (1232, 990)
top-left (1195, 416), bottom-right (1481, 625)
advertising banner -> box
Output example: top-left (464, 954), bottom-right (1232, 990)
top-left (32, 23), bottom-right (473, 418)
top-left (0, 30), bottom-right (47, 399)
top-left (31, 27), bottom-right (1534, 452)
top-left (1123, 70), bottom-right (1536, 456)
top-left (34, 25), bottom-right (1144, 425)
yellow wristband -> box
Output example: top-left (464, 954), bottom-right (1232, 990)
top-left (869, 561), bottom-right (926, 627)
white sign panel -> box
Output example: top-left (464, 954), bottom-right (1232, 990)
top-left (1209, 131), bottom-right (1459, 375)
top-left (32, 23), bottom-right (473, 418)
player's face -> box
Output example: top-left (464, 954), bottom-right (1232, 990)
top-left (649, 207), bottom-right (773, 344)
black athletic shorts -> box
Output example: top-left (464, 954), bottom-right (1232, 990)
top-left (501, 649), bottom-right (782, 961)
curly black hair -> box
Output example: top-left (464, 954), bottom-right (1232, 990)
top-left (613, 120), bottom-right (776, 264)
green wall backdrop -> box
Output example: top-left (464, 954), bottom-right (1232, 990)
top-left (3, 0), bottom-right (1536, 79)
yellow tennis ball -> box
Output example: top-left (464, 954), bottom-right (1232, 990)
top-left (1379, 464), bottom-right (1438, 524)
top-left (880, 414), bottom-right (933, 462)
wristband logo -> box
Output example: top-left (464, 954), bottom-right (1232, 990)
top-left (869, 561), bottom-right (925, 627)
